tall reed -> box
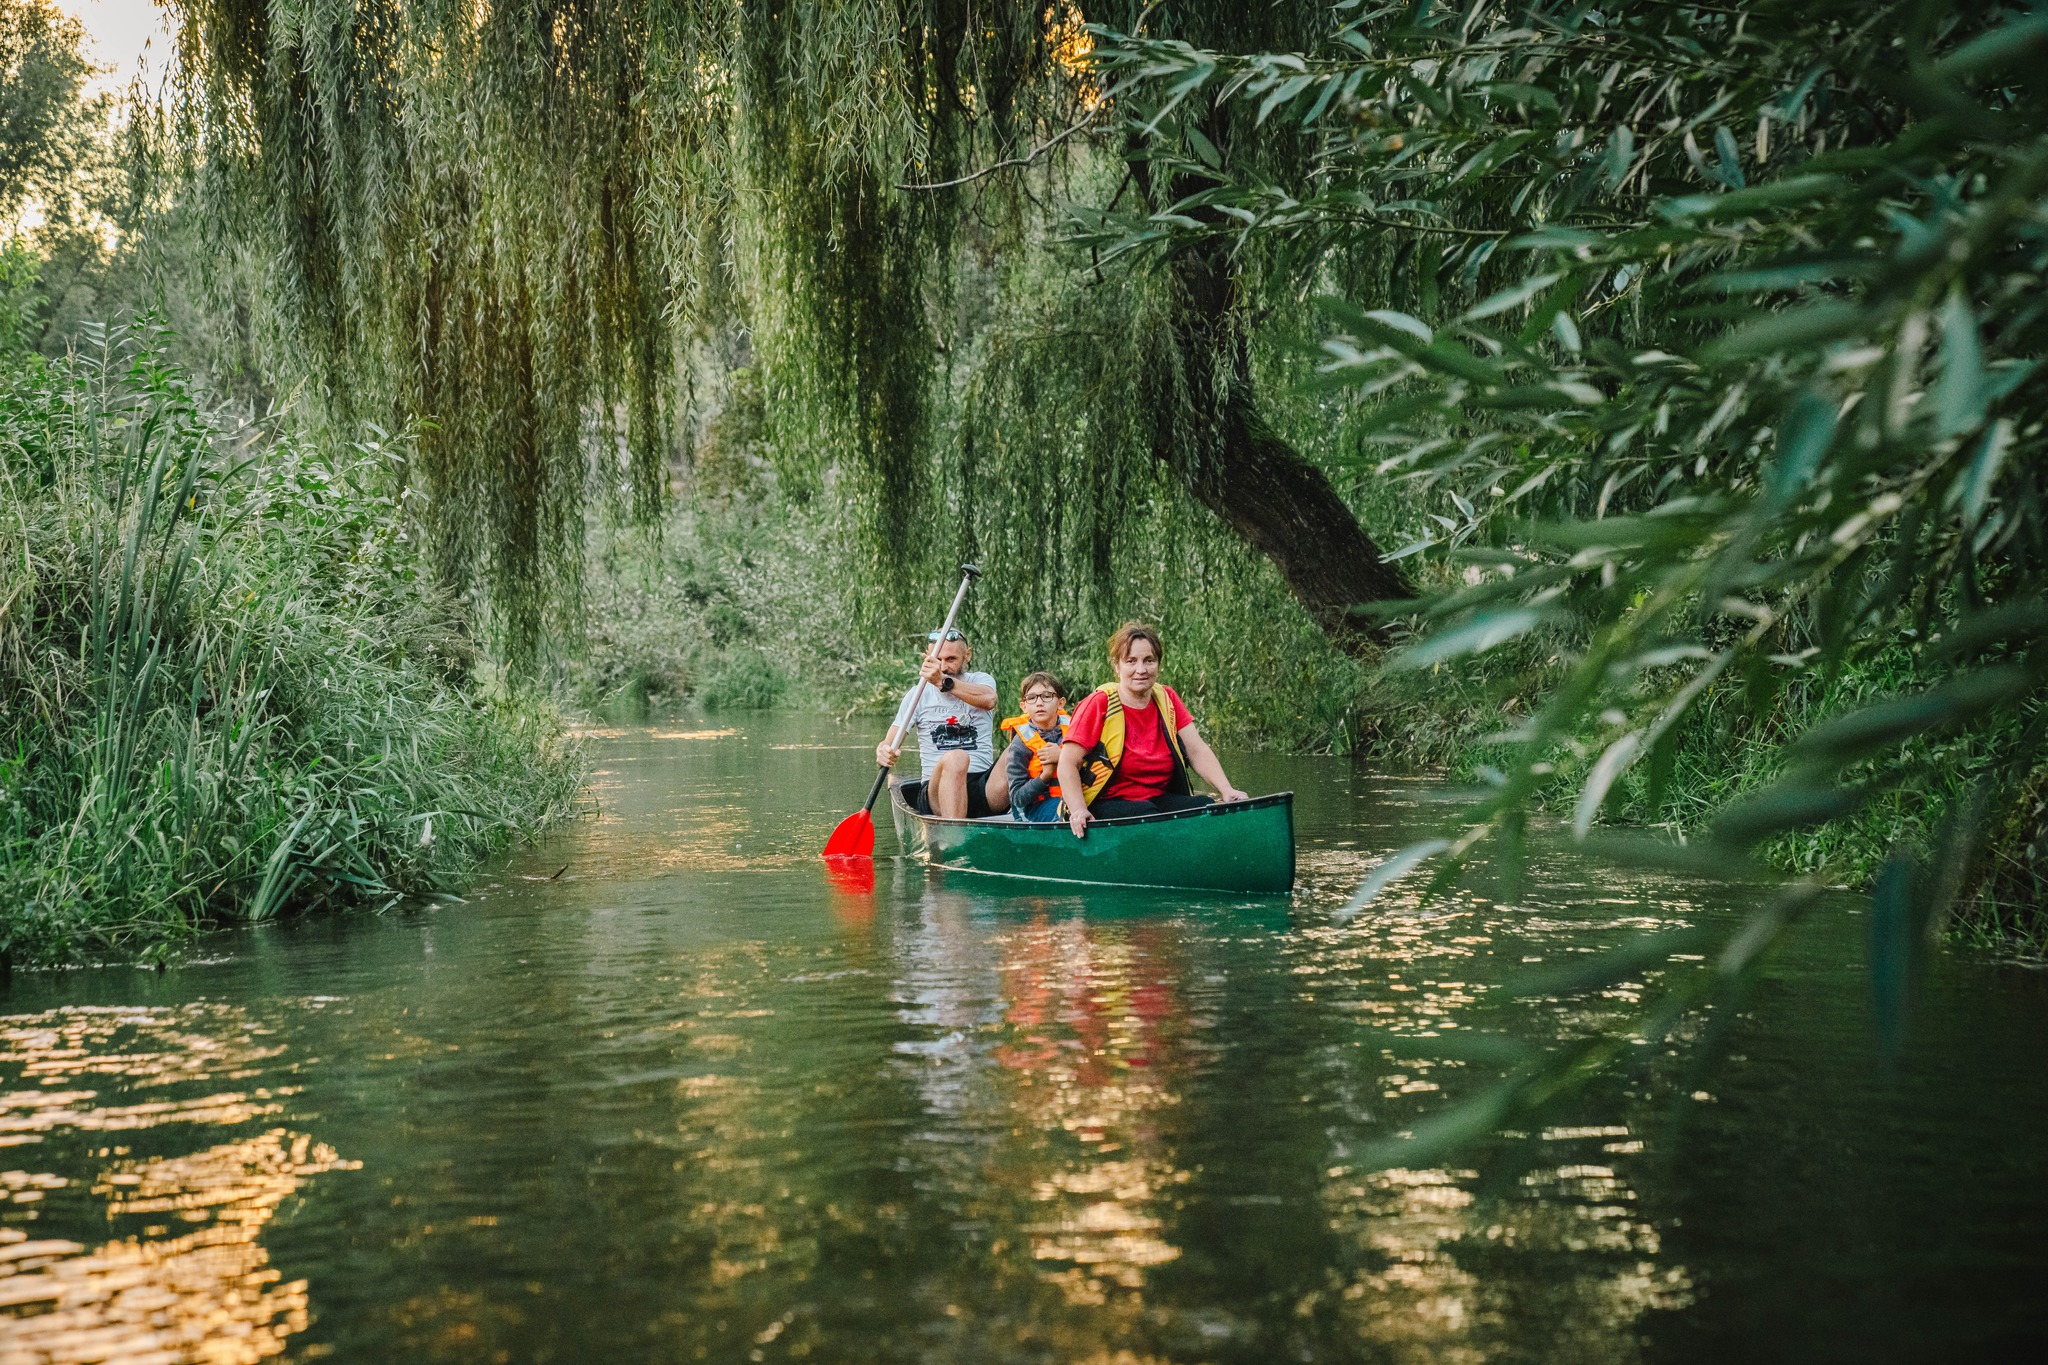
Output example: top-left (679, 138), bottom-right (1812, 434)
top-left (0, 328), bottom-right (583, 966)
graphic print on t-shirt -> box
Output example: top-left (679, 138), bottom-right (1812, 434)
top-left (930, 717), bottom-right (980, 752)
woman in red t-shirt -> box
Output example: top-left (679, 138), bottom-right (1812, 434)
top-left (1055, 622), bottom-right (1250, 838)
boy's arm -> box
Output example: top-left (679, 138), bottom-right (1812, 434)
top-left (1007, 740), bottom-right (1046, 814)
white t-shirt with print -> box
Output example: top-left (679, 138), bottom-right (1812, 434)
top-left (890, 671), bottom-right (998, 775)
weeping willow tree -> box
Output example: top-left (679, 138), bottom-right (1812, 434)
top-left (158, 0), bottom-right (1421, 664)
top-left (166, 2), bottom-right (672, 658)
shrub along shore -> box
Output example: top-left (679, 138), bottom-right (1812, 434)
top-left (0, 331), bottom-right (583, 968)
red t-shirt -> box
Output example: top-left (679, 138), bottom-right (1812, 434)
top-left (1064, 686), bottom-right (1192, 801)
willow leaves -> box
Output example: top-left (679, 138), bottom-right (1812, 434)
top-left (1096, 0), bottom-right (2048, 1166)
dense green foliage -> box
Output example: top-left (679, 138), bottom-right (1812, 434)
top-left (158, 0), bottom-right (1424, 669)
top-left (1065, 0), bottom-right (2048, 1159)
top-left (576, 317), bottom-right (1388, 753)
top-left (154, 0), bottom-right (2041, 975)
top-left (1, 0), bottom-right (151, 358)
top-left (0, 330), bottom-right (582, 966)
top-left (1, 0), bottom-right (101, 228)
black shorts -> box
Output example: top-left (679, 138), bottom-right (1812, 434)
top-left (914, 772), bottom-right (998, 819)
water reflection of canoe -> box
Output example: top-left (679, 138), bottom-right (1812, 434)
top-left (891, 782), bottom-right (1295, 894)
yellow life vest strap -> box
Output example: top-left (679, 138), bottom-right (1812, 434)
top-left (1078, 683), bottom-right (1188, 806)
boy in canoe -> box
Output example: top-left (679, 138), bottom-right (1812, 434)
top-left (1056, 622), bottom-right (1249, 838)
top-left (877, 629), bottom-right (1009, 819)
top-left (999, 673), bottom-right (1071, 823)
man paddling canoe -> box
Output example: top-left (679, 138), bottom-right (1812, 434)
top-left (1056, 622), bottom-right (1249, 838)
top-left (877, 629), bottom-right (1010, 819)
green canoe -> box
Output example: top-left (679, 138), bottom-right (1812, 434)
top-left (890, 782), bottom-right (1295, 894)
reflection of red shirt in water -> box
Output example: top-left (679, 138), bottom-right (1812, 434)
top-left (1063, 686), bottom-right (1192, 801)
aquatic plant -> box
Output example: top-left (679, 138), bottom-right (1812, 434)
top-left (0, 326), bottom-right (583, 967)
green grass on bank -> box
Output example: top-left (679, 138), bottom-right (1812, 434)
top-left (0, 331), bottom-right (584, 967)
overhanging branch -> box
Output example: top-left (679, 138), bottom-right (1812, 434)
top-left (898, 114), bottom-right (1100, 192)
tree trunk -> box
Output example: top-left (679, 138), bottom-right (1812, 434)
top-left (1153, 228), bottom-right (1411, 655)
top-left (1198, 404), bottom-right (1415, 646)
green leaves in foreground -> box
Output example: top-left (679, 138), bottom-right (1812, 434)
top-left (1100, 0), bottom-right (2048, 1168)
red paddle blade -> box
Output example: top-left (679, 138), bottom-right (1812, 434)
top-left (821, 809), bottom-right (875, 859)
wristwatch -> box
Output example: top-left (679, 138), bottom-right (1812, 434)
top-left (940, 675), bottom-right (955, 693)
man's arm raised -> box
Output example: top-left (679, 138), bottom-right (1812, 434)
top-left (917, 656), bottom-right (996, 712)
top-left (951, 678), bottom-right (997, 710)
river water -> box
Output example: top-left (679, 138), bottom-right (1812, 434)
top-left (3, 716), bottom-right (2045, 1363)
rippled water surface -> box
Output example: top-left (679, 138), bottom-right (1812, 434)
top-left (4, 717), bottom-right (2046, 1363)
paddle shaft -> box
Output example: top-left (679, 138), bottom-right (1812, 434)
top-left (870, 564), bottom-right (980, 811)
top-left (857, 763), bottom-right (892, 817)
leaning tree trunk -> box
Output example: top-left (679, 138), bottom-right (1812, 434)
top-left (1152, 225), bottom-right (1412, 656)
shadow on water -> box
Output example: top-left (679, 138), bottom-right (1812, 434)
top-left (2, 714), bottom-right (2045, 1363)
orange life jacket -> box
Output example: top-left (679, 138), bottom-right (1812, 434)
top-left (999, 712), bottom-right (1072, 798)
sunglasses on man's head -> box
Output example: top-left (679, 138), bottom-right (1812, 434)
top-left (927, 629), bottom-right (966, 642)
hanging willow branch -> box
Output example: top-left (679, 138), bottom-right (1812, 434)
top-left (897, 111), bottom-right (1103, 191)
top-left (160, 0), bottom-right (1421, 664)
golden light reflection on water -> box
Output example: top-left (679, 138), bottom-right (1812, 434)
top-left (1310, 1141), bottom-right (1691, 1362)
top-left (891, 877), bottom-right (1701, 1360)
top-left (1287, 864), bottom-right (1699, 1362)
top-left (891, 848), bottom-right (1704, 1361)
top-left (1336, 1063), bottom-right (1681, 1334)
top-left (0, 1008), bottom-right (352, 1365)
top-left (1, 1130), bottom-right (357, 1364)
top-left (987, 914), bottom-right (1192, 1302)
top-left (584, 788), bottom-right (767, 873)
top-left (1, 1007), bottom-right (288, 1090)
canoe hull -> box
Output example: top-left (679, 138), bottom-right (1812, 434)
top-left (891, 785), bottom-right (1295, 894)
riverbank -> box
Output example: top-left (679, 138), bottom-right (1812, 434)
top-left (0, 334), bottom-right (584, 968)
